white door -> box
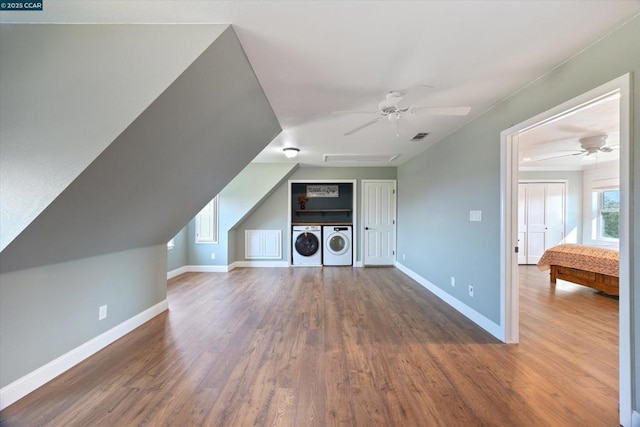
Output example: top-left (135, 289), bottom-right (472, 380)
top-left (517, 184), bottom-right (527, 264)
top-left (522, 182), bottom-right (566, 264)
top-left (545, 183), bottom-right (566, 249)
top-left (363, 180), bottom-right (396, 266)
top-left (526, 184), bottom-right (547, 264)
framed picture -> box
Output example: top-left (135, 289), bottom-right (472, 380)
top-left (307, 184), bottom-right (339, 198)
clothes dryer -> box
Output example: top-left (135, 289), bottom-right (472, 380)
top-left (292, 225), bottom-right (322, 266)
top-left (323, 225), bottom-right (352, 266)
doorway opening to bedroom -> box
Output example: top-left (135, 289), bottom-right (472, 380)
top-left (500, 74), bottom-right (631, 424)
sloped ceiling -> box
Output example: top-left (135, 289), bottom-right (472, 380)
top-left (0, 24), bottom-right (228, 251)
top-left (0, 25), bottom-right (282, 273)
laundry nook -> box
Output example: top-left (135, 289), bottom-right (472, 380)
top-left (290, 182), bottom-right (354, 266)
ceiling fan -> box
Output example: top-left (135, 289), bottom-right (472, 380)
top-left (536, 135), bottom-right (618, 161)
top-left (333, 89), bottom-right (471, 136)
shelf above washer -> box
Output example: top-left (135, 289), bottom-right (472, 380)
top-left (295, 209), bottom-right (352, 217)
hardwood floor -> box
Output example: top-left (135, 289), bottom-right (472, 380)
top-left (1, 266), bottom-right (618, 426)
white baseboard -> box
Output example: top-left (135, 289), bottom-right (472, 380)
top-left (167, 263), bottom-right (291, 278)
top-left (395, 262), bottom-right (504, 341)
top-left (166, 265), bottom-right (230, 279)
top-left (167, 265), bottom-right (189, 279)
top-left (231, 261), bottom-right (289, 268)
top-left (166, 261), bottom-right (367, 277)
top-left (632, 410), bottom-right (640, 427)
top-left (0, 300), bottom-right (168, 411)
top-left (187, 264), bottom-right (230, 273)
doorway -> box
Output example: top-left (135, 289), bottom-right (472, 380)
top-left (500, 74), bottom-right (631, 424)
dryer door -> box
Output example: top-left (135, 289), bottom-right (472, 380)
top-left (295, 232), bottom-right (320, 256)
top-left (327, 232), bottom-right (349, 256)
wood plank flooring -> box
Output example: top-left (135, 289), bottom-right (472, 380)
top-left (0, 266), bottom-right (618, 426)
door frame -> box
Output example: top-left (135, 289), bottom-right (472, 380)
top-left (500, 73), bottom-right (632, 424)
top-left (361, 179), bottom-right (397, 267)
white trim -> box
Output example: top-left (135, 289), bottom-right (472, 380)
top-left (185, 264), bottom-right (230, 273)
top-left (0, 300), bottom-right (168, 411)
top-left (354, 260), bottom-right (364, 267)
top-left (167, 265), bottom-right (231, 279)
top-left (167, 265), bottom-right (189, 279)
top-left (232, 261), bottom-right (289, 268)
top-left (168, 262), bottom-right (292, 276)
top-left (500, 73), bottom-right (632, 426)
top-left (632, 411), bottom-right (640, 427)
top-left (395, 262), bottom-right (503, 341)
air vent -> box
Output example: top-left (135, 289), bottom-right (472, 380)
top-left (411, 132), bottom-right (430, 141)
top-left (323, 154), bottom-right (400, 163)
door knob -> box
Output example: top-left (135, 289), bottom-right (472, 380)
top-left (365, 227), bottom-right (370, 230)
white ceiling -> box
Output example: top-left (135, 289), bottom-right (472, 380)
top-left (2, 1), bottom-right (638, 167)
top-left (519, 93), bottom-right (620, 171)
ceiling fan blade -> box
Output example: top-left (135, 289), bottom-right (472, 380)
top-left (600, 146), bottom-right (615, 152)
top-left (331, 110), bottom-right (378, 115)
top-left (411, 106), bottom-right (471, 116)
top-left (534, 151), bottom-right (584, 161)
top-left (344, 118), bottom-right (381, 136)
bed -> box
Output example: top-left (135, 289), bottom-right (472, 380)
top-left (537, 244), bottom-right (619, 296)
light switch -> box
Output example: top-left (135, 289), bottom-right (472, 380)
top-left (469, 210), bottom-right (482, 222)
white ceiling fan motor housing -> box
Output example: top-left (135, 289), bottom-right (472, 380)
top-left (579, 135), bottom-right (608, 153)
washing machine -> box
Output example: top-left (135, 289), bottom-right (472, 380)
top-left (292, 225), bottom-right (322, 266)
top-left (323, 225), bottom-right (352, 266)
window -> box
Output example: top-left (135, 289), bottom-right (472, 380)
top-left (195, 195), bottom-right (219, 244)
top-left (597, 189), bottom-right (619, 240)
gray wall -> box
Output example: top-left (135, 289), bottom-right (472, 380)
top-left (185, 163), bottom-right (298, 267)
top-left (235, 178), bottom-right (290, 261)
top-left (1, 25), bottom-right (282, 273)
top-left (167, 227), bottom-right (188, 272)
top-left (397, 15), bottom-right (639, 412)
top-left (519, 170), bottom-right (583, 244)
top-left (0, 245), bottom-right (167, 388)
top-left (235, 166), bottom-right (397, 263)
top-left (0, 24), bottom-right (227, 251)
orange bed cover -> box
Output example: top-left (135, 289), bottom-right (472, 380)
top-left (537, 244), bottom-right (619, 277)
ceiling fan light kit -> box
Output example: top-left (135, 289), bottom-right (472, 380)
top-left (283, 147), bottom-right (300, 158)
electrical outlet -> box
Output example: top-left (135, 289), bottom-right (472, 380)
top-left (98, 305), bottom-right (107, 320)
top-left (468, 285), bottom-right (474, 297)
top-left (451, 276), bottom-right (455, 287)
top-left (210, 252), bottom-right (216, 260)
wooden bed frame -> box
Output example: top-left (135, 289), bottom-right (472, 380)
top-left (550, 265), bottom-right (619, 296)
